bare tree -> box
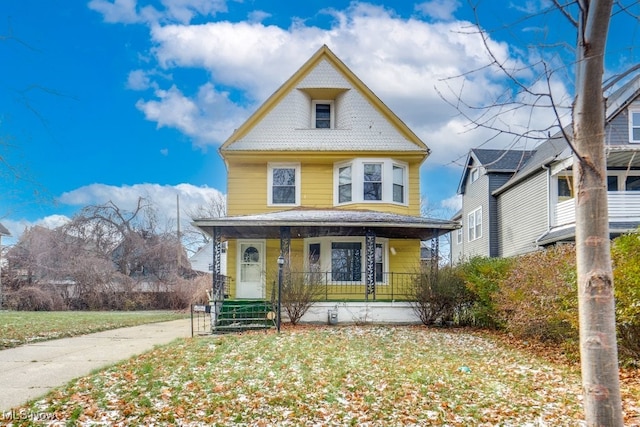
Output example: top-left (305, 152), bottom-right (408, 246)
top-left (184, 192), bottom-right (227, 254)
top-left (440, 1), bottom-right (627, 423)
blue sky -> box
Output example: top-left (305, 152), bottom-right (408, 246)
top-left (1, 0), bottom-right (638, 245)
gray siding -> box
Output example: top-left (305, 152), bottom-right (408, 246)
top-left (487, 174), bottom-right (511, 257)
top-left (606, 107), bottom-right (632, 146)
top-left (461, 167), bottom-right (491, 258)
top-left (497, 170), bottom-right (549, 257)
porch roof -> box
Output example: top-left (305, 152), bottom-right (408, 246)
top-left (536, 221), bottom-right (640, 246)
top-left (192, 208), bottom-right (459, 240)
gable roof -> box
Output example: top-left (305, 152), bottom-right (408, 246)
top-left (0, 222), bottom-right (9, 237)
top-left (219, 45), bottom-right (428, 155)
top-left (457, 148), bottom-right (534, 194)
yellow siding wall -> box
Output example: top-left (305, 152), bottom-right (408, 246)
top-left (226, 155), bottom-right (423, 216)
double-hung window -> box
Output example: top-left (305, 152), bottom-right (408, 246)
top-left (468, 207), bottom-right (482, 241)
top-left (338, 165), bottom-right (352, 203)
top-left (268, 163), bottom-right (300, 206)
top-left (363, 163), bottom-right (383, 200)
top-left (630, 110), bottom-right (640, 143)
top-left (312, 100), bottom-right (334, 129)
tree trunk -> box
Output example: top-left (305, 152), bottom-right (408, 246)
top-left (573, 0), bottom-right (622, 424)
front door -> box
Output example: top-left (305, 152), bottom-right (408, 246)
top-left (237, 241), bottom-right (265, 299)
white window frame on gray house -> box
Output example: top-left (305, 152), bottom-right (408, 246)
top-left (468, 207), bottom-right (482, 241)
top-left (470, 167), bottom-right (480, 183)
top-left (334, 158), bottom-right (408, 206)
top-left (456, 227), bottom-right (463, 245)
top-left (312, 100), bottom-right (334, 129)
top-left (267, 162), bottom-right (301, 206)
top-left (629, 109), bottom-right (640, 143)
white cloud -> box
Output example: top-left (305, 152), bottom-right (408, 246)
top-left (1, 215), bottom-right (71, 246)
top-left (415, 0), bottom-right (461, 21)
top-left (89, 0), bottom-right (228, 24)
top-left (135, 83), bottom-right (250, 146)
top-left (440, 194), bottom-right (462, 212)
top-left (94, 1), bottom-right (571, 180)
top-left (88, 0), bottom-right (140, 23)
top-left (58, 183), bottom-right (225, 232)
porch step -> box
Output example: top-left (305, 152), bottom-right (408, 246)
top-left (214, 299), bottom-right (276, 333)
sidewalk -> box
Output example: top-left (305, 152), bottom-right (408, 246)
top-left (0, 318), bottom-right (191, 411)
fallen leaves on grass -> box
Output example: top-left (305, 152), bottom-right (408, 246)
top-left (8, 325), bottom-right (610, 426)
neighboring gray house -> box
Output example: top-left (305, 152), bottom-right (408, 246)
top-left (450, 149), bottom-right (533, 261)
top-left (452, 74), bottom-right (640, 260)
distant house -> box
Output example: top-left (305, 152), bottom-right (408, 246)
top-left (451, 75), bottom-right (640, 260)
top-left (189, 241), bottom-right (227, 274)
top-left (192, 46), bottom-right (458, 325)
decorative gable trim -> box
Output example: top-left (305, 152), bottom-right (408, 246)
top-left (219, 45), bottom-right (428, 155)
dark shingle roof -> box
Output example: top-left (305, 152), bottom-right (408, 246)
top-left (471, 149), bottom-right (534, 172)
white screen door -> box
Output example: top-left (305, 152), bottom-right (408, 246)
top-left (237, 241), bottom-right (265, 299)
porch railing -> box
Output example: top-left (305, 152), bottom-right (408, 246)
top-left (273, 271), bottom-right (423, 301)
top-left (554, 191), bottom-right (640, 226)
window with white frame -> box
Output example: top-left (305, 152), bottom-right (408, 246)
top-left (305, 237), bottom-right (387, 283)
top-left (338, 165), bottom-right (352, 203)
top-left (312, 100), bottom-right (334, 129)
top-left (630, 110), bottom-right (640, 143)
top-left (470, 167), bottom-right (480, 183)
top-left (267, 163), bottom-right (300, 206)
top-left (456, 227), bottom-right (463, 245)
top-left (334, 159), bottom-right (407, 205)
top-left (468, 207), bottom-right (482, 241)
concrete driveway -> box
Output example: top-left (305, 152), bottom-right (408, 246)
top-left (0, 318), bottom-right (191, 411)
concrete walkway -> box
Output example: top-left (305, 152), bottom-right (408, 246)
top-left (0, 318), bottom-right (191, 411)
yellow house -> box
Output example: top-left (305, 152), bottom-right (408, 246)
top-left (193, 46), bottom-right (457, 325)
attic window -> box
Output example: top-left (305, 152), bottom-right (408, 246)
top-left (470, 167), bottom-right (480, 182)
top-left (630, 110), bottom-right (640, 143)
top-left (312, 100), bottom-right (334, 129)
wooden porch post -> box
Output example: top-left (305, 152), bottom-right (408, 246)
top-left (365, 229), bottom-right (376, 300)
top-left (279, 226), bottom-right (291, 267)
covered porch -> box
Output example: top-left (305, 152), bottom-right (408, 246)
top-left (193, 208), bottom-right (459, 328)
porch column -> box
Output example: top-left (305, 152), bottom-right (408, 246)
top-left (279, 226), bottom-right (291, 267)
top-left (365, 229), bottom-right (376, 300)
top-left (211, 226), bottom-right (223, 300)
top-left (430, 229), bottom-right (440, 276)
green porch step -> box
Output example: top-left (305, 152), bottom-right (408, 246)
top-left (214, 299), bottom-right (276, 333)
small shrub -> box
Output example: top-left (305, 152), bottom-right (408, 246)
top-left (411, 265), bottom-right (474, 326)
top-left (7, 286), bottom-right (58, 311)
top-left (279, 270), bottom-right (325, 325)
top-left (496, 245), bottom-right (578, 342)
top-left (459, 256), bottom-right (513, 328)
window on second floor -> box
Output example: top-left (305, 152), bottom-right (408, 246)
top-left (468, 207), bottom-right (482, 242)
top-left (334, 159), bottom-right (408, 205)
top-left (630, 110), bottom-right (640, 143)
top-left (268, 163), bottom-right (300, 206)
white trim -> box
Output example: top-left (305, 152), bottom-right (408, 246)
top-left (333, 158), bottom-right (408, 206)
top-left (236, 240), bottom-right (266, 299)
top-left (467, 206), bottom-right (482, 242)
top-left (303, 236), bottom-right (389, 284)
top-left (267, 162), bottom-right (301, 207)
top-left (629, 109), bottom-right (640, 143)
top-left (312, 100), bottom-right (335, 129)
